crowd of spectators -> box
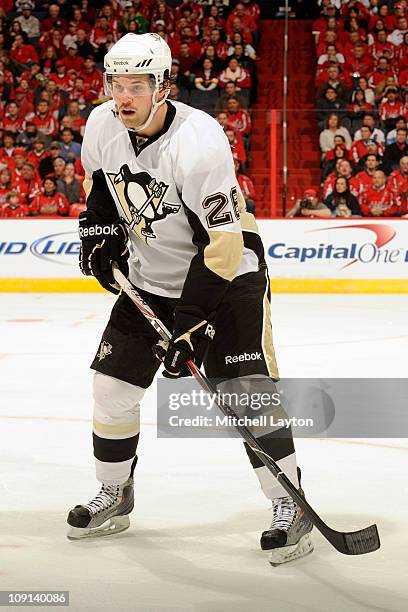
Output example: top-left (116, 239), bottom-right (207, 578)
top-left (291, 0), bottom-right (408, 218)
top-left (0, 0), bottom-right (260, 219)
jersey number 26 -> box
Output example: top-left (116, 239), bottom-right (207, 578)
top-left (202, 187), bottom-right (240, 228)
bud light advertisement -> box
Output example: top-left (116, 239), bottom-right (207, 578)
top-left (0, 220), bottom-right (81, 277)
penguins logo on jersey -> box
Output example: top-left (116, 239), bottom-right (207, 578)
top-left (97, 341), bottom-right (112, 362)
top-left (106, 165), bottom-right (181, 241)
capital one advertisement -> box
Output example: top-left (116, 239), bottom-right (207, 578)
top-left (259, 219), bottom-right (408, 279)
top-left (0, 218), bottom-right (407, 280)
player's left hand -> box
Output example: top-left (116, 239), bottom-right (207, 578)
top-left (157, 314), bottom-right (216, 378)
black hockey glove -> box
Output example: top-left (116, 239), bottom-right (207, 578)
top-left (79, 210), bottom-right (129, 295)
top-left (155, 313), bottom-right (216, 378)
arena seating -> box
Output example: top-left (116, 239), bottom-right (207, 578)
top-left (295, 0), bottom-right (408, 218)
top-left (0, 0), bottom-right (261, 218)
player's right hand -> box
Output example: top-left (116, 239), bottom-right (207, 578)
top-left (78, 210), bottom-right (129, 294)
top-left (158, 314), bottom-right (216, 378)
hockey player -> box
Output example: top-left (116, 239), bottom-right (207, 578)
top-left (67, 33), bottom-right (313, 565)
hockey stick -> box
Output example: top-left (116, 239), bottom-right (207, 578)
top-left (112, 264), bottom-right (380, 556)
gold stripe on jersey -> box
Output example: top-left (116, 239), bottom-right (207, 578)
top-left (204, 231), bottom-right (243, 281)
top-left (93, 417), bottom-right (140, 437)
top-left (83, 174), bottom-right (93, 199)
top-left (237, 188), bottom-right (260, 234)
top-left (261, 275), bottom-right (279, 380)
top-left (240, 210), bottom-right (259, 233)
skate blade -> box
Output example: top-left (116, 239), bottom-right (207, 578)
top-left (67, 515), bottom-right (130, 540)
top-left (268, 533), bottom-right (314, 566)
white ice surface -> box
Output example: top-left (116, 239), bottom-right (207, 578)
top-left (0, 293), bottom-right (407, 612)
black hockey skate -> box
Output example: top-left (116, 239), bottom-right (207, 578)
top-left (261, 494), bottom-right (313, 565)
top-left (67, 477), bottom-right (134, 540)
top-left (261, 469), bottom-right (313, 565)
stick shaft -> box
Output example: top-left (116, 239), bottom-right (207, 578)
top-left (112, 264), bottom-right (380, 556)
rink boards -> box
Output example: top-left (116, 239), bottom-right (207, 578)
top-left (0, 218), bottom-right (407, 292)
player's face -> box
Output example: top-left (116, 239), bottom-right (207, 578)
top-left (112, 75), bottom-right (155, 130)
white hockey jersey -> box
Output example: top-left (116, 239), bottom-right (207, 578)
top-left (81, 100), bottom-right (263, 319)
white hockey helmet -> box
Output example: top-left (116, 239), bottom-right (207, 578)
top-left (104, 33), bottom-right (172, 132)
top-left (104, 32), bottom-right (172, 94)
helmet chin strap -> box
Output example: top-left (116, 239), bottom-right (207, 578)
top-left (115, 89), bottom-right (169, 134)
